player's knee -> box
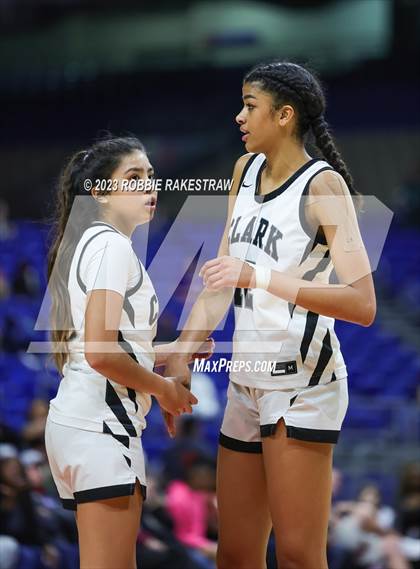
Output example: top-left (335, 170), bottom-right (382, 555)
top-left (217, 544), bottom-right (265, 569)
top-left (276, 543), bottom-right (327, 569)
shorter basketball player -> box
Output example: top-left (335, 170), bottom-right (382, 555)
top-left (44, 136), bottom-right (202, 569)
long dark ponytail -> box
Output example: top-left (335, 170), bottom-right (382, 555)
top-left (244, 61), bottom-right (360, 205)
top-left (47, 135), bottom-right (146, 373)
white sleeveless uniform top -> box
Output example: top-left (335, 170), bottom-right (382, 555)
top-left (228, 154), bottom-right (347, 389)
top-left (48, 221), bottom-right (159, 438)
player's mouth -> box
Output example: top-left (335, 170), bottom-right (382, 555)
top-left (145, 196), bottom-right (157, 211)
top-left (240, 128), bottom-right (249, 142)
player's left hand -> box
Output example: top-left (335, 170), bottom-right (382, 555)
top-left (199, 256), bottom-right (255, 291)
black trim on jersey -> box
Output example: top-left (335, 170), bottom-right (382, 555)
top-left (237, 153), bottom-right (259, 192)
top-left (308, 329), bottom-right (333, 386)
top-left (219, 432), bottom-right (262, 454)
top-left (105, 380), bottom-right (137, 437)
top-left (302, 249), bottom-right (331, 281)
top-left (117, 330), bottom-right (140, 414)
top-left (288, 302), bottom-right (296, 318)
top-left (117, 330), bottom-right (138, 362)
top-left (127, 388), bottom-right (139, 413)
top-left (74, 482), bottom-right (146, 503)
top-left (76, 229), bottom-right (117, 294)
top-left (300, 311), bottom-right (319, 363)
top-left (61, 498), bottom-right (77, 511)
top-left (260, 423), bottom-right (340, 443)
top-left (102, 421), bottom-right (130, 448)
top-left (331, 372), bottom-right (337, 382)
top-left (290, 394), bottom-right (298, 406)
top-left (255, 158), bottom-right (322, 204)
top-left (123, 260), bottom-right (144, 326)
top-left (91, 222), bottom-right (126, 233)
top-left (298, 237), bottom-right (318, 267)
top-left (299, 166), bottom-right (334, 247)
top-left (123, 455), bottom-right (132, 468)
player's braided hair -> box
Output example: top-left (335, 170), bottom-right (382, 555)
top-left (47, 135), bottom-right (146, 372)
top-left (244, 61), bottom-right (358, 200)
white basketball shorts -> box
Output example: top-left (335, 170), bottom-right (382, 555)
top-left (45, 418), bottom-right (147, 510)
top-left (219, 376), bottom-right (348, 452)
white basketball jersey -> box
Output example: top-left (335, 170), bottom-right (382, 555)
top-left (229, 154), bottom-right (347, 389)
top-left (49, 221), bottom-right (159, 438)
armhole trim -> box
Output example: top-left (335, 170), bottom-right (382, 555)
top-left (236, 153), bottom-right (259, 193)
top-left (299, 166), bottom-right (334, 247)
top-left (76, 229), bottom-right (118, 294)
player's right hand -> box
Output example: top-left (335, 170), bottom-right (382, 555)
top-left (156, 376), bottom-right (198, 417)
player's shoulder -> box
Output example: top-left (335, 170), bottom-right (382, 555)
top-left (230, 153), bottom-right (258, 196)
top-left (308, 167), bottom-right (350, 198)
top-left (82, 224), bottom-right (132, 255)
top-left (234, 152), bottom-right (256, 172)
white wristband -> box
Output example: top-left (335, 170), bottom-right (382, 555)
top-left (255, 265), bottom-right (271, 290)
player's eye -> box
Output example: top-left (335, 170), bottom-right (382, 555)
top-left (246, 104), bottom-right (255, 110)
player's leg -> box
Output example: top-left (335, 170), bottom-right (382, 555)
top-left (217, 382), bottom-right (272, 569)
top-left (262, 419), bottom-right (333, 569)
top-left (217, 445), bottom-right (272, 569)
top-left (76, 479), bottom-right (143, 569)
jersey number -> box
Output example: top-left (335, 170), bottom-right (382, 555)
top-left (234, 287), bottom-right (253, 310)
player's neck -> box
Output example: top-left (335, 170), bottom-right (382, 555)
top-left (99, 214), bottom-right (134, 240)
top-left (263, 140), bottom-right (311, 183)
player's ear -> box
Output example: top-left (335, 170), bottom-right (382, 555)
top-left (91, 187), bottom-right (109, 204)
top-left (278, 105), bottom-right (294, 127)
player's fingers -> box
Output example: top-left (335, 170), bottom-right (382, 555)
top-left (189, 392), bottom-right (198, 405)
top-left (163, 411), bottom-right (176, 438)
top-left (205, 277), bottom-right (227, 291)
top-left (205, 270), bottom-right (225, 287)
top-left (199, 257), bottom-right (221, 277)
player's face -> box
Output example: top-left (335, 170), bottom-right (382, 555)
top-left (107, 150), bottom-right (157, 226)
top-left (236, 82), bottom-right (284, 153)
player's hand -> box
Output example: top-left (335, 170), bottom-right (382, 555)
top-left (155, 375), bottom-right (197, 418)
top-left (199, 256), bottom-right (255, 291)
top-left (161, 355), bottom-right (192, 437)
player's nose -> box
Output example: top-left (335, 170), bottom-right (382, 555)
top-left (235, 109), bottom-right (245, 125)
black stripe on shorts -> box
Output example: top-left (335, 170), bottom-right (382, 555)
top-left (61, 498), bottom-right (77, 511)
top-left (219, 432), bottom-right (262, 454)
top-left (260, 423), bottom-right (339, 444)
top-left (74, 482), bottom-right (147, 504)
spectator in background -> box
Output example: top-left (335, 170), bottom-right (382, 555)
top-left (166, 457), bottom-right (217, 569)
top-left (137, 471), bottom-right (205, 569)
top-left (162, 416), bottom-right (214, 482)
top-left (398, 462), bottom-right (420, 568)
top-left (331, 482), bottom-right (410, 569)
top-left (12, 260), bottom-right (40, 298)
top-left (0, 445), bottom-right (61, 568)
top-left (21, 398), bottom-right (48, 452)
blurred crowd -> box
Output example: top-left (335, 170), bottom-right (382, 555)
top-left (1, 404), bottom-right (419, 569)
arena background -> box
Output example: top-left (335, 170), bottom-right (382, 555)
top-left (0, 1), bottom-right (419, 568)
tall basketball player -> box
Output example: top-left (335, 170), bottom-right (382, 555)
top-left (164, 62), bottom-right (376, 569)
top-left (44, 136), bottom-right (199, 569)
